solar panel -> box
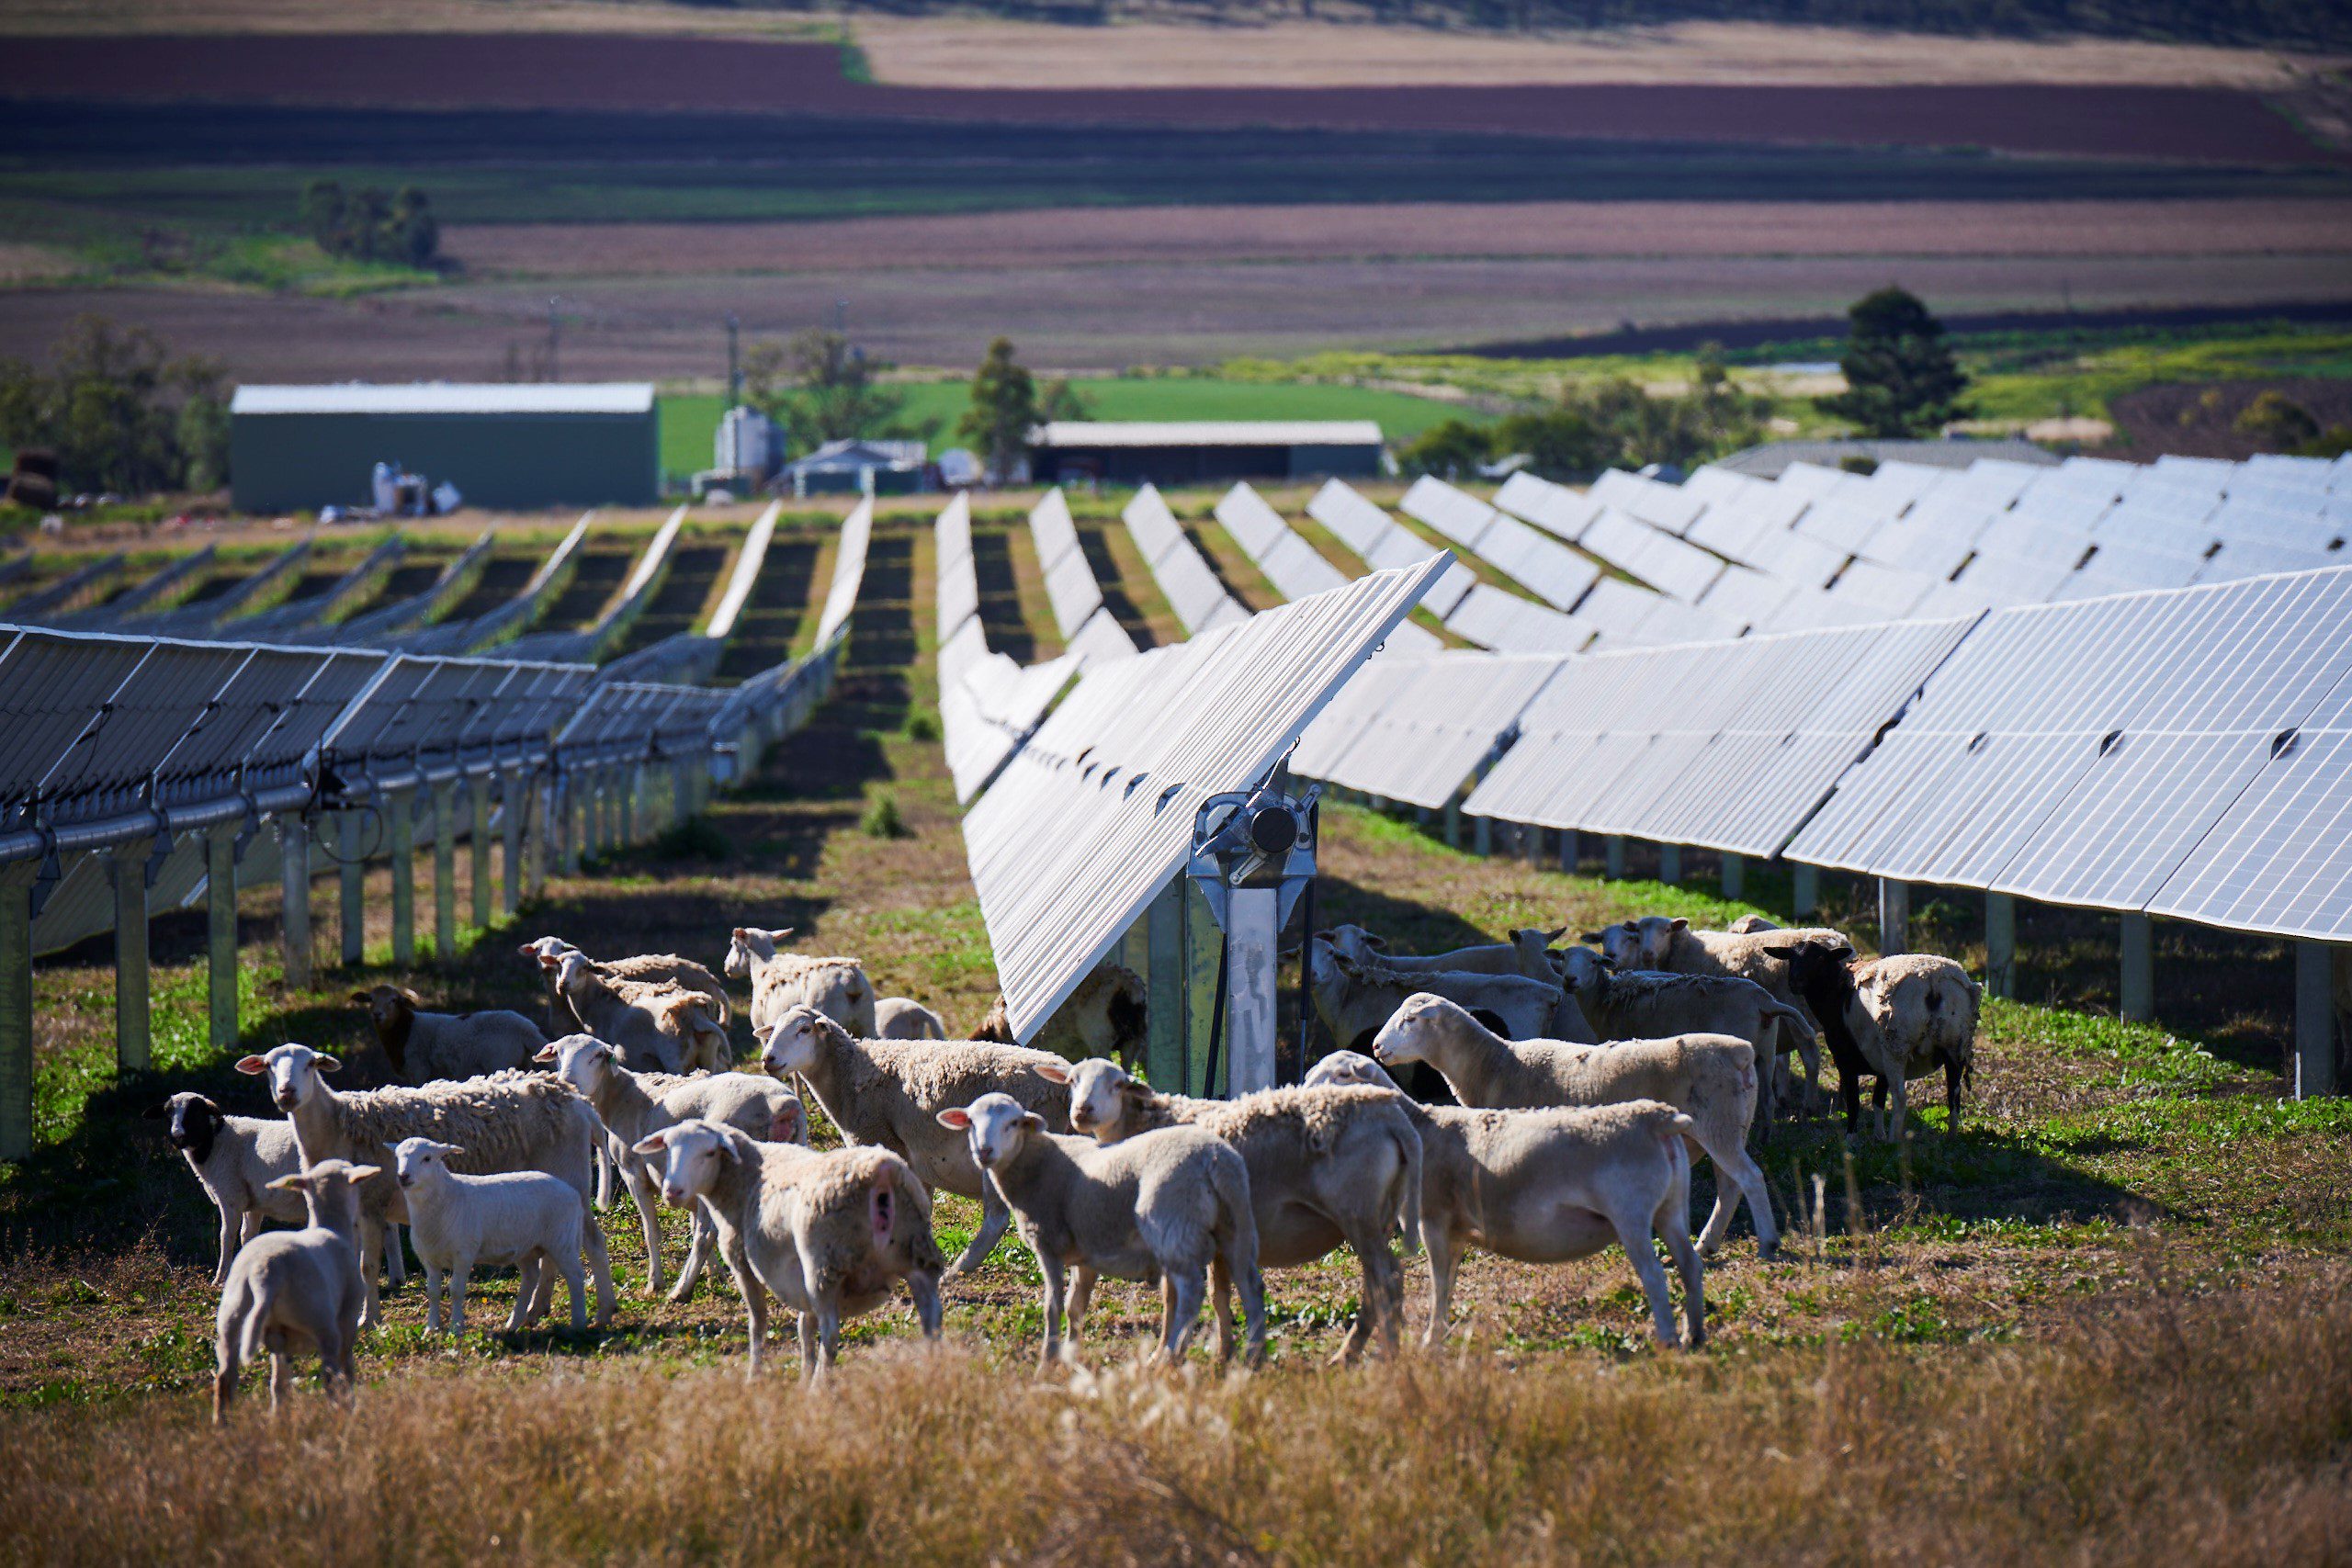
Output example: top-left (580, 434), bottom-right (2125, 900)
top-left (1748, 526), bottom-right (1848, 592)
top-left (1291, 649), bottom-right (1564, 809)
top-left (1854, 518), bottom-right (1977, 582)
top-left (1464, 513), bottom-right (1600, 610)
top-left (1256, 532), bottom-right (1350, 600)
top-left (2199, 538), bottom-right (2338, 583)
top-left (1827, 559), bottom-right (1940, 618)
top-left (1952, 551), bottom-right (2075, 605)
top-left (1064, 605), bottom-right (1140, 666)
top-left (1697, 565), bottom-right (1798, 630)
top-left (1306, 481), bottom-right (1473, 614)
top-left (1775, 462), bottom-right (1848, 501)
top-left (1400, 478), bottom-right (1502, 554)
top-left (1213, 483), bottom-right (1291, 561)
top-left (1687, 485), bottom-right (1809, 564)
top-left (1573, 576), bottom-right (1661, 638)
top-left (1031, 488), bottom-right (1082, 570)
top-left (1794, 499), bottom-right (1885, 555)
top-left (1975, 512), bottom-right (2094, 570)
top-left (1442, 583), bottom-right (1592, 652)
top-left (1621, 595), bottom-right (1742, 647)
top-left (964, 555), bottom-right (1448, 1042)
top-left (1123, 483), bottom-right (1191, 570)
top-left (1589, 469), bottom-right (1706, 535)
top-left (812, 497), bottom-right (872, 649)
top-left (1041, 539), bottom-right (1105, 640)
top-left (1126, 485), bottom-right (1245, 634)
top-left (1493, 471), bottom-right (1603, 542)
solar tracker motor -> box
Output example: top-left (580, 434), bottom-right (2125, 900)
top-left (1189, 780), bottom-right (1320, 1099)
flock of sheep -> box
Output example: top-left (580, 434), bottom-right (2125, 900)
top-left (160, 913), bottom-right (1981, 1421)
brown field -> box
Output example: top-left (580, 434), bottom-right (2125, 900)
top-left (11, 249), bottom-right (2350, 377)
top-left (449, 199), bottom-right (2352, 278)
top-left (2108, 377), bottom-right (2352, 457)
top-left (0, 32), bottom-right (2330, 163)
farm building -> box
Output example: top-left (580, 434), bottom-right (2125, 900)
top-left (229, 383), bottom-right (660, 512)
top-left (780, 437), bottom-right (932, 497)
top-left (1029, 421), bottom-right (1384, 485)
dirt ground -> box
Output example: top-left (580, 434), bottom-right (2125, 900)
top-left (2106, 377), bottom-right (2352, 457)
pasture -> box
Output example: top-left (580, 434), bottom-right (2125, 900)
top-left (2, 506), bottom-right (2347, 1561)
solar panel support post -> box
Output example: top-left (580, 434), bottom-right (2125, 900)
top-left (1472, 812), bottom-right (1491, 857)
top-left (1877, 878), bottom-right (1908, 958)
top-left (1368, 794), bottom-right (1386, 812)
top-left (1443, 799), bottom-right (1461, 849)
top-left (0, 862), bottom-right (32, 1163)
top-left (1524, 824), bottom-right (1545, 868)
top-left (620, 764), bottom-right (639, 847)
top-left (1145, 876), bottom-right (1189, 1094)
top-left (1224, 886), bottom-right (1281, 1097)
top-left (1605, 837), bottom-right (1626, 879)
top-left (430, 779), bottom-right (458, 967)
top-left (1722, 852), bottom-right (1745, 899)
top-left (278, 815), bottom-right (313, 994)
top-left (388, 788), bottom-right (416, 968)
top-left (1984, 892), bottom-right (2016, 1000)
top-left (500, 770), bottom-right (525, 917)
top-left (1792, 863), bottom-right (1818, 918)
top-left (337, 813), bottom-right (365, 968)
top-left (109, 837), bottom-right (153, 1072)
top-left (1184, 882), bottom-right (1221, 1097)
top-left (2118, 913), bottom-right (2154, 1023)
top-left (1659, 844), bottom-right (1683, 885)
top-left (207, 823), bottom-right (240, 1048)
top-left (469, 773), bottom-right (493, 931)
top-left (533, 776), bottom-right (557, 896)
top-left (2293, 942), bottom-right (2338, 1099)
top-left (1559, 829), bottom-right (1578, 874)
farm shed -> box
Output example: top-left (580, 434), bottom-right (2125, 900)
top-left (780, 438), bottom-right (932, 497)
top-left (229, 383), bottom-right (659, 513)
top-left (1030, 421), bottom-right (1384, 486)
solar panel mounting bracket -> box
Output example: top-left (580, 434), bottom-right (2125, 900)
top-left (1187, 772), bottom-right (1321, 1098)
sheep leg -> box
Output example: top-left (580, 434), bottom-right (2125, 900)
top-left (424, 1261), bottom-right (446, 1333)
top-left (1945, 1057), bottom-right (1964, 1139)
top-left (267, 1348), bottom-right (289, 1414)
top-left (1230, 1251), bottom-right (1268, 1368)
top-left (582, 1202), bottom-right (616, 1327)
top-left (1886, 1075), bottom-right (1909, 1145)
top-left (1613, 1215), bottom-right (1683, 1349)
top-left (1422, 1223), bottom-right (1467, 1350)
top-left (1066, 1265), bottom-right (1096, 1345)
top-left (593, 1141), bottom-right (615, 1210)
top-left (621, 1159), bottom-right (666, 1296)
top-left (509, 1257), bottom-right (540, 1333)
top-left (448, 1259), bottom-right (471, 1335)
top-left (909, 1269), bottom-right (944, 1340)
top-left (796, 1313), bottom-right (818, 1382)
top-left (1341, 1222), bottom-right (1403, 1363)
top-left (1658, 1218), bottom-right (1706, 1351)
top-left (559, 1248), bottom-right (588, 1332)
top-left (949, 1183), bottom-right (1015, 1277)
top-left (813, 1303), bottom-right (842, 1384)
top-left (357, 1215), bottom-right (386, 1327)
top-left (1794, 1032), bottom-right (1824, 1121)
top-left (1692, 1132), bottom-right (1781, 1262)
top-left (382, 1224), bottom-right (406, 1288)
top-left (211, 1354), bottom-right (238, 1425)
top-left (1209, 1256), bottom-right (1236, 1365)
top-left (1161, 1260), bottom-right (1207, 1366)
top-left (666, 1201), bottom-right (719, 1304)
top-left (212, 1204), bottom-right (240, 1287)
top-left (727, 1236), bottom-right (767, 1377)
top-left (1037, 1256), bottom-right (1068, 1372)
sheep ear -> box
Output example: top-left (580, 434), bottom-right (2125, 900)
top-left (1759, 942), bottom-right (1801, 958)
top-left (398, 987), bottom-right (424, 1005)
top-left (142, 1102), bottom-right (166, 1120)
top-left (1544, 926), bottom-right (1567, 942)
top-left (235, 1055), bottom-right (267, 1076)
top-left (630, 1132), bottom-right (671, 1156)
top-left (316, 1055), bottom-right (343, 1074)
top-left (1022, 1112), bottom-right (1046, 1133)
top-left (265, 1173), bottom-right (306, 1192)
top-left (345, 1165), bottom-right (380, 1184)
top-left (1669, 919), bottom-right (1689, 932)
top-left (348, 990), bottom-right (371, 1006)
top-left (1035, 1061), bottom-right (1071, 1084)
top-left (1578, 931), bottom-right (1602, 944)
top-left (935, 1108), bottom-right (972, 1130)
top-left (532, 1043), bottom-right (560, 1062)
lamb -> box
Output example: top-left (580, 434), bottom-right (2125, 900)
top-left (542, 951), bottom-right (729, 1074)
top-left (147, 1091), bottom-right (401, 1287)
top-left (971, 963), bottom-right (1147, 1070)
top-left (211, 1157), bottom-right (375, 1424)
top-left (348, 985), bottom-right (546, 1086)
top-left (1724, 915), bottom-right (1780, 934)
top-left (237, 1042), bottom-right (615, 1328)
top-left (1050, 1059), bottom-right (1422, 1361)
top-left (1368, 994), bottom-right (1778, 1260)
top-left (536, 1033), bottom-right (807, 1301)
top-left (727, 926), bottom-right (877, 1037)
top-left (1306, 933), bottom-right (1590, 1052)
top-left (876, 998), bottom-right (947, 1040)
top-left (1304, 1051), bottom-right (1704, 1349)
top-left (393, 1137), bottom-right (590, 1334)
top-left (633, 1118), bottom-right (944, 1381)
top-left (1769, 941), bottom-right (1980, 1141)
top-left (938, 1092), bottom-right (1265, 1371)
top-left (1536, 941), bottom-right (1815, 1132)
top-left (757, 1004), bottom-right (1072, 1275)
top-left (1319, 922), bottom-right (1549, 978)
top-left (521, 937), bottom-right (733, 1050)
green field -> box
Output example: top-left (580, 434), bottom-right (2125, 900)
top-left (660, 378), bottom-right (1486, 477)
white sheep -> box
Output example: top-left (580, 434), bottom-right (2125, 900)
top-left (543, 951), bottom-right (728, 1074)
top-left (633, 1118), bottom-right (944, 1381)
top-left (148, 1091), bottom-right (401, 1287)
top-left (1051, 1059), bottom-right (1421, 1361)
top-left (757, 1004), bottom-right (1072, 1275)
top-left (1319, 922), bottom-right (1545, 977)
top-left (1769, 940), bottom-right (1979, 1141)
top-left (536, 1033), bottom-right (806, 1301)
top-left (393, 1137), bottom-right (591, 1334)
top-left (875, 998), bottom-right (947, 1040)
top-left (938, 1092), bottom-right (1265, 1370)
top-left (1369, 994), bottom-right (1778, 1260)
top-left (347, 985), bottom-right (546, 1085)
top-left (971, 963), bottom-right (1148, 1069)
top-left (1305, 1051), bottom-right (1705, 1348)
top-left (1306, 934), bottom-right (1589, 1051)
top-left (522, 937), bottom-right (732, 1066)
top-left (238, 1042), bottom-right (615, 1328)
top-left (210, 1157), bottom-right (376, 1424)
top-left (727, 926), bottom-right (877, 1037)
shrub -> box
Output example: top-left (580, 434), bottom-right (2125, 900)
top-left (654, 815), bottom-right (731, 862)
top-left (905, 709), bottom-right (941, 742)
top-left (862, 793), bottom-right (911, 840)
top-left (2234, 390), bottom-right (2321, 448)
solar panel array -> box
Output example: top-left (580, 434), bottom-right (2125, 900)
top-left (811, 496), bottom-right (873, 652)
top-left (1214, 484), bottom-right (1442, 654)
top-left (964, 554), bottom-right (1448, 1042)
top-left (1123, 485), bottom-right (1250, 636)
top-left (403, 513), bottom-right (595, 656)
top-left (1028, 489), bottom-right (1137, 664)
top-left (1292, 650), bottom-right (1564, 809)
top-left (936, 494), bottom-right (1080, 802)
top-left (1306, 480), bottom-right (1476, 616)
top-left (509, 505), bottom-right (690, 665)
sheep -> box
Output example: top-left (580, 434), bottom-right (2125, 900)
top-left (1368, 993), bottom-right (1778, 1260)
top-left (147, 1091), bottom-right (401, 1287)
top-left (1306, 934), bottom-right (1590, 1054)
top-left (542, 951), bottom-right (728, 1074)
top-left (237, 1042), bottom-right (615, 1329)
top-left (633, 1118), bottom-right (944, 1381)
top-left (522, 937), bottom-right (733, 1049)
top-left (1724, 915), bottom-right (1780, 934)
top-left (757, 1004), bottom-right (1071, 1275)
top-left (727, 926), bottom-right (877, 1037)
top-left (1319, 922), bottom-right (1545, 977)
top-left (211, 1157), bottom-right (375, 1424)
top-left (971, 962), bottom-right (1147, 1070)
top-left (536, 1033), bottom-right (806, 1301)
top-left (1049, 1059), bottom-right (1422, 1361)
top-left (938, 1092), bottom-right (1265, 1371)
top-left (1305, 1051), bottom-right (1705, 1349)
top-left (1535, 940), bottom-right (1815, 1133)
top-left (347, 985), bottom-right (546, 1086)
top-left (393, 1137), bottom-right (590, 1334)
top-left (876, 998), bottom-right (947, 1041)
top-left (1769, 941), bottom-right (1979, 1141)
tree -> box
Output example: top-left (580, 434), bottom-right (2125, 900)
top-left (2234, 390), bottom-right (2320, 449)
top-left (958, 337), bottom-right (1041, 479)
top-left (1816, 286), bottom-right (1970, 437)
top-left (1396, 418), bottom-right (1493, 478)
top-left (1038, 377), bottom-right (1090, 423)
top-left (0, 316), bottom-right (228, 497)
top-left (295, 179), bottom-right (439, 268)
top-left (746, 328), bottom-right (907, 451)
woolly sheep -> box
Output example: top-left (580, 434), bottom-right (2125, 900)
top-left (147, 1092), bottom-right (401, 1287)
top-left (1050, 1059), bottom-right (1423, 1361)
top-left (757, 1004), bottom-right (1072, 1275)
top-left (522, 938), bottom-right (732, 1060)
top-left (210, 1157), bottom-right (376, 1424)
top-left (875, 998), bottom-right (947, 1041)
top-left (727, 926), bottom-right (877, 1037)
top-left (971, 963), bottom-right (1147, 1070)
top-left (1305, 1051), bottom-right (1705, 1348)
top-left (348, 986), bottom-right (546, 1086)
top-left (634, 1119), bottom-right (944, 1381)
top-left (1319, 922), bottom-right (1546, 977)
top-left (542, 951), bottom-right (727, 1075)
top-left (393, 1137), bottom-right (590, 1333)
top-left (238, 1043), bottom-right (614, 1329)
top-left (938, 1092), bottom-right (1265, 1370)
top-left (1306, 933), bottom-right (1590, 1050)
top-left (1769, 941), bottom-right (1979, 1141)
top-left (1369, 994), bottom-right (1778, 1260)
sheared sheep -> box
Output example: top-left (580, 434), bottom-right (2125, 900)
top-left (210, 1157), bottom-right (375, 1424)
top-left (971, 963), bottom-right (1147, 1070)
top-left (536, 1033), bottom-right (806, 1301)
top-left (1307, 934), bottom-right (1590, 1053)
top-left (237, 1042), bottom-right (615, 1328)
top-left (348, 986), bottom-right (546, 1086)
top-left (634, 1119), bottom-right (944, 1381)
top-left (542, 951), bottom-right (728, 1074)
top-left (757, 1005), bottom-right (1071, 1275)
top-left (938, 1092), bottom-right (1265, 1371)
top-left (727, 926), bottom-right (877, 1037)
top-left (148, 1092), bottom-right (401, 1287)
top-left (393, 1137), bottom-right (589, 1334)
top-left (1049, 1059), bottom-right (1422, 1361)
top-left (1369, 994), bottom-right (1777, 1260)
top-left (1319, 922), bottom-right (1544, 978)
top-left (876, 998), bottom-right (947, 1041)
top-left (1305, 1050), bottom-right (1705, 1348)
top-left (1769, 941), bottom-right (1979, 1140)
